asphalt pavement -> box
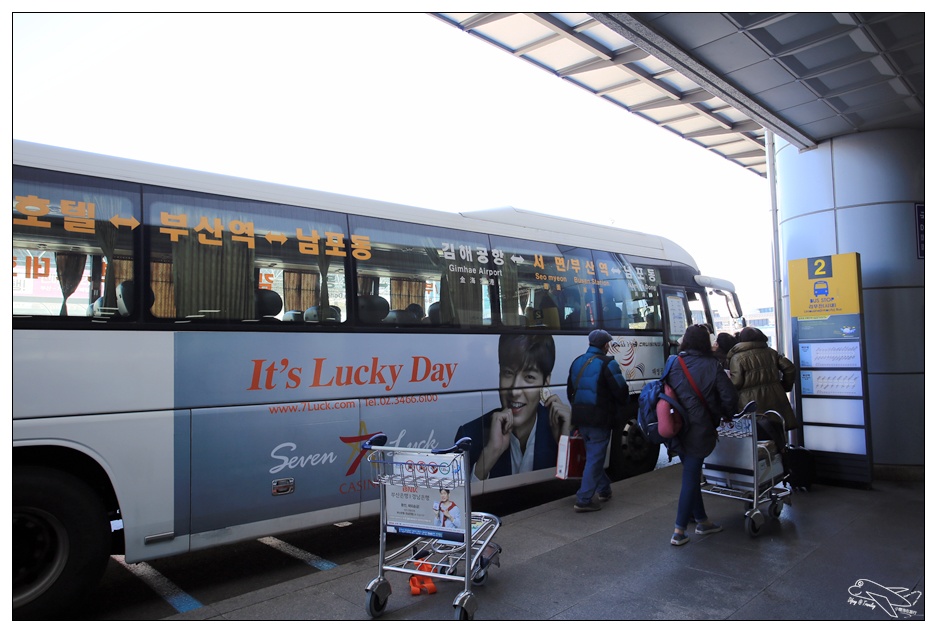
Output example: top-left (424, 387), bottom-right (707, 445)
top-left (165, 463), bottom-right (925, 621)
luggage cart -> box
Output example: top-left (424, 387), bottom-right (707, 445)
top-left (702, 401), bottom-right (792, 536)
top-left (361, 434), bottom-right (502, 621)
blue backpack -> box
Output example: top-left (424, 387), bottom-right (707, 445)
top-left (636, 356), bottom-right (687, 444)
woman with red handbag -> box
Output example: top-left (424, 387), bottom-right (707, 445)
top-left (666, 325), bottom-right (738, 546)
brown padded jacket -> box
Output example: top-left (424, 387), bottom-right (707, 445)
top-left (726, 341), bottom-right (799, 429)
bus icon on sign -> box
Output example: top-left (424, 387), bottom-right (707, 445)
top-left (813, 281), bottom-right (829, 297)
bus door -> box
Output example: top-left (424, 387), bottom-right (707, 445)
top-left (659, 284), bottom-right (693, 357)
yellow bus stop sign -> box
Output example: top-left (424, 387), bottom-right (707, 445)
top-left (789, 253), bottom-right (862, 318)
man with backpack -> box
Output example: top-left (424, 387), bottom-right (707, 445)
top-left (566, 330), bottom-right (629, 512)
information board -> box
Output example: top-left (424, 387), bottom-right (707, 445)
top-left (788, 253), bottom-right (873, 486)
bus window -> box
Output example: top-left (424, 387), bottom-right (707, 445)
top-left (488, 236), bottom-right (597, 330)
top-left (13, 167), bottom-right (140, 319)
top-left (590, 250), bottom-right (629, 330)
top-left (559, 284), bottom-right (592, 329)
top-left (347, 215), bottom-right (495, 327)
top-left (145, 188), bottom-right (350, 323)
top-left (617, 257), bottom-right (662, 331)
top-left (687, 290), bottom-right (708, 327)
top-left (660, 285), bottom-right (693, 352)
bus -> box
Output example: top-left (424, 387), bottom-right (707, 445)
top-left (12, 140), bottom-right (745, 617)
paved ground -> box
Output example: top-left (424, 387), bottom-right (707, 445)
top-left (167, 464), bottom-right (925, 621)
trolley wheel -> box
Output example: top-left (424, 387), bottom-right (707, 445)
top-left (454, 605), bottom-right (473, 621)
top-left (471, 567), bottom-right (488, 586)
top-left (745, 510), bottom-right (765, 537)
top-left (769, 501), bottom-right (783, 519)
top-left (365, 590), bottom-right (388, 618)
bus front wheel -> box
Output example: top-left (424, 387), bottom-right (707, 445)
top-left (13, 466), bottom-right (111, 620)
top-left (608, 419), bottom-right (660, 481)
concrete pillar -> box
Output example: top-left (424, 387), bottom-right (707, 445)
top-left (774, 129), bottom-right (924, 467)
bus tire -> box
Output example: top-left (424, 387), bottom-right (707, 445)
top-left (13, 466), bottom-right (111, 620)
top-left (608, 419), bottom-right (660, 481)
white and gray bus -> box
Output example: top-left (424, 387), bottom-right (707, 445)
top-left (12, 140), bottom-right (744, 616)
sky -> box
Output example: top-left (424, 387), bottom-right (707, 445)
top-left (12, 9), bottom-right (778, 312)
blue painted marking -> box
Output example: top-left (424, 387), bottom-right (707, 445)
top-left (113, 555), bottom-right (203, 613)
top-left (166, 592), bottom-right (204, 614)
top-left (258, 537), bottom-right (338, 570)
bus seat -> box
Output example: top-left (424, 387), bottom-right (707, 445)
top-left (117, 280), bottom-right (155, 317)
top-left (283, 310), bottom-right (304, 321)
top-left (116, 281), bottom-right (133, 316)
top-left (524, 307), bottom-right (542, 327)
top-left (527, 290), bottom-right (561, 329)
top-left (525, 303), bottom-right (560, 329)
top-left (304, 306), bottom-right (340, 322)
top-left (357, 295), bottom-right (389, 324)
top-left (405, 303), bottom-right (425, 321)
top-left (384, 309), bottom-right (417, 325)
top-left (88, 296), bottom-right (105, 317)
top-left (255, 289), bottom-right (283, 319)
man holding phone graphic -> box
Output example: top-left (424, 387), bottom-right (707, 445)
top-left (433, 489), bottom-right (461, 528)
top-left (454, 334), bottom-right (571, 480)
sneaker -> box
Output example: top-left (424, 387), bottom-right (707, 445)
top-left (597, 491), bottom-right (612, 502)
top-left (670, 532), bottom-right (689, 546)
top-left (574, 501), bottom-right (602, 512)
top-left (695, 522), bottom-right (723, 535)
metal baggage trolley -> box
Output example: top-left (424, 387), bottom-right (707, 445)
top-left (361, 434), bottom-right (502, 621)
top-left (701, 401), bottom-right (792, 536)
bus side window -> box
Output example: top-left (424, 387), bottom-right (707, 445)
top-left (489, 237), bottom-right (597, 331)
top-left (348, 215), bottom-right (493, 329)
top-left (613, 257), bottom-right (663, 332)
top-left (561, 286), bottom-right (591, 330)
top-left (13, 167), bottom-right (139, 319)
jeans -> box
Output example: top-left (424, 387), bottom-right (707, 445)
top-left (675, 453), bottom-right (708, 531)
top-left (576, 425), bottom-right (612, 505)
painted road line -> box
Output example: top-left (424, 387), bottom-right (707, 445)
top-left (112, 555), bottom-right (203, 613)
top-left (258, 537), bottom-right (338, 570)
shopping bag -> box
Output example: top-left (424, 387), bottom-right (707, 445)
top-left (556, 434), bottom-right (586, 479)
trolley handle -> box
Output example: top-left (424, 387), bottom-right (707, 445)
top-left (361, 433), bottom-right (389, 450)
top-left (431, 437), bottom-right (471, 455)
top-left (734, 400), bottom-right (757, 420)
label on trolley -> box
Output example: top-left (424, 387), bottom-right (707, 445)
top-left (386, 483), bottom-right (468, 542)
top-left (376, 450), bottom-right (469, 542)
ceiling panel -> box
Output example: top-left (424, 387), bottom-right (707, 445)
top-left (432, 12), bottom-right (923, 179)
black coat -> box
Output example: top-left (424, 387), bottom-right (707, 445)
top-left (664, 350), bottom-right (738, 459)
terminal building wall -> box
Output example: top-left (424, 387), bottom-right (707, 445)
top-left (775, 128), bottom-right (924, 467)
